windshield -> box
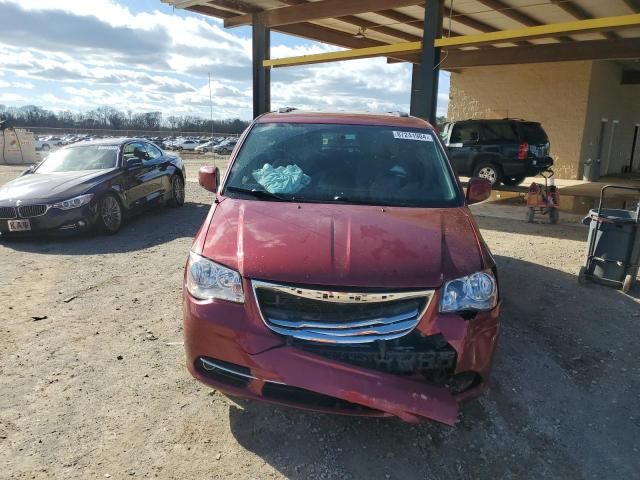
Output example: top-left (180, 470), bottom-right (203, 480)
top-left (224, 123), bottom-right (462, 207)
top-left (36, 145), bottom-right (119, 173)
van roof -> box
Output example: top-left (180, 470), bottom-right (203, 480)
top-left (257, 111), bottom-right (434, 130)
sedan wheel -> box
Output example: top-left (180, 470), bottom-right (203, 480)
top-left (168, 175), bottom-right (185, 207)
top-left (42, 144), bottom-right (50, 151)
top-left (99, 194), bottom-right (123, 234)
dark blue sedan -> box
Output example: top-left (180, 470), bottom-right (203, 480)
top-left (0, 138), bottom-right (186, 236)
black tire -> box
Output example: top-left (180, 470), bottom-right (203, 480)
top-left (178, 146), bottom-right (184, 152)
top-left (96, 194), bottom-right (123, 235)
top-left (42, 144), bottom-right (50, 151)
top-left (473, 162), bottom-right (502, 186)
top-left (526, 207), bottom-right (535, 223)
top-left (503, 175), bottom-right (526, 186)
top-left (549, 208), bottom-right (559, 224)
top-left (622, 274), bottom-right (634, 294)
top-left (167, 175), bottom-right (185, 208)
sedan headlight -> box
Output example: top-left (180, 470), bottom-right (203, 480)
top-left (186, 252), bottom-right (244, 302)
top-left (440, 271), bottom-right (497, 313)
top-left (52, 194), bottom-right (94, 210)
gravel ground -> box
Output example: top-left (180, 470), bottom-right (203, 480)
top-left (0, 159), bottom-right (639, 480)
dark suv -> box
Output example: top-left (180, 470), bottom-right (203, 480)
top-left (441, 119), bottom-right (553, 186)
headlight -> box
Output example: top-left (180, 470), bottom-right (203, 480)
top-left (186, 252), bottom-right (244, 302)
top-left (440, 271), bottom-right (497, 313)
top-left (52, 194), bottom-right (94, 210)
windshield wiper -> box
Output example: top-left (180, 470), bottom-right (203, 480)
top-left (226, 186), bottom-right (290, 202)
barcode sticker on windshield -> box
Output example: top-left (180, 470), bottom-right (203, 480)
top-left (392, 131), bottom-right (433, 142)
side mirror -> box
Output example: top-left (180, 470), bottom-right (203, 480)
top-left (466, 177), bottom-right (492, 205)
top-left (199, 165), bottom-right (219, 193)
top-left (126, 158), bottom-right (143, 169)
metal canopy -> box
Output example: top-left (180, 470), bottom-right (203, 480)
top-left (162, 0), bottom-right (640, 121)
top-left (163, 0), bottom-right (640, 66)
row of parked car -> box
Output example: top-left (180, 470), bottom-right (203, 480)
top-left (33, 134), bottom-right (239, 155)
top-left (164, 137), bottom-right (238, 154)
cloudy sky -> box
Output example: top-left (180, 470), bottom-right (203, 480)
top-left (0, 0), bottom-right (450, 120)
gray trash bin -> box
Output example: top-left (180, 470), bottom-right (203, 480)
top-left (582, 158), bottom-right (600, 181)
top-left (579, 186), bottom-right (640, 293)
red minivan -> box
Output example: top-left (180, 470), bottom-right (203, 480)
top-left (184, 111), bottom-right (500, 425)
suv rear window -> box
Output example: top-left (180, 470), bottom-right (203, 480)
top-left (518, 122), bottom-right (548, 144)
top-left (225, 123), bottom-right (462, 208)
top-left (481, 122), bottom-right (519, 143)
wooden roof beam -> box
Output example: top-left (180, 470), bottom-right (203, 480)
top-left (187, 2), bottom-right (393, 50)
top-left (276, 0), bottom-right (425, 41)
top-left (551, 0), bottom-right (618, 39)
top-left (263, 14), bottom-right (640, 68)
top-left (378, 6), bottom-right (529, 46)
top-left (476, 0), bottom-right (572, 42)
top-left (224, 0), bottom-right (423, 28)
top-left (436, 14), bottom-right (640, 48)
top-left (411, 38), bottom-right (640, 68)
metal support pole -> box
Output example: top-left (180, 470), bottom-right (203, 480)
top-left (410, 0), bottom-right (443, 123)
top-left (252, 13), bottom-right (271, 119)
top-left (629, 124), bottom-right (639, 172)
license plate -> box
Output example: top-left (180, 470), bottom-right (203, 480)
top-left (8, 219), bottom-right (31, 232)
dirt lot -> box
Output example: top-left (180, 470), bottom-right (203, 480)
top-left (1, 157), bottom-right (639, 479)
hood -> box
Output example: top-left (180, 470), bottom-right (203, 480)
top-left (0, 169), bottom-right (114, 205)
top-left (201, 198), bottom-right (483, 289)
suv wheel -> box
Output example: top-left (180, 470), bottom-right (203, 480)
top-left (503, 175), bottom-right (526, 186)
top-left (473, 162), bottom-right (502, 186)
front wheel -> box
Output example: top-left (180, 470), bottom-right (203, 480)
top-left (42, 144), bottom-right (50, 151)
top-left (503, 175), bottom-right (526, 186)
top-left (473, 162), bottom-right (502, 186)
top-left (549, 208), bottom-right (559, 224)
top-left (167, 175), bottom-right (185, 207)
top-left (526, 207), bottom-right (535, 223)
top-left (97, 194), bottom-right (123, 235)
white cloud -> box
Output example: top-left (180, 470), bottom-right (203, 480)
top-left (0, 0), bottom-right (447, 120)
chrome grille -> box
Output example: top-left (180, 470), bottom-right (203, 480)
top-left (18, 204), bottom-right (49, 218)
top-left (0, 207), bottom-right (16, 219)
top-left (252, 281), bottom-right (433, 344)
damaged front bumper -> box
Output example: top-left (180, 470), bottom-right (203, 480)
top-left (184, 288), bottom-right (500, 426)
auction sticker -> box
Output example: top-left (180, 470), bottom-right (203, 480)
top-left (392, 131), bottom-right (433, 142)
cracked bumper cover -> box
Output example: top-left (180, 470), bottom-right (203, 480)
top-left (184, 290), bottom-right (500, 426)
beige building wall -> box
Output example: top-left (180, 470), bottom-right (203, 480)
top-left (448, 61), bottom-right (593, 179)
top-left (582, 61), bottom-right (640, 176)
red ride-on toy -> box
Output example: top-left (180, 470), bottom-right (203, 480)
top-left (527, 170), bottom-right (560, 224)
